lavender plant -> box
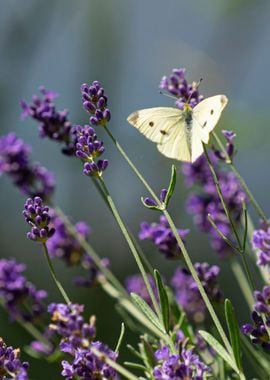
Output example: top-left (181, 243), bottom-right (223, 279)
top-left (0, 68), bottom-right (269, 379)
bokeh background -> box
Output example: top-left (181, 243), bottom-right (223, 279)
top-left (1, 0), bottom-right (270, 378)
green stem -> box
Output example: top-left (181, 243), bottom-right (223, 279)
top-left (98, 177), bottom-right (161, 318)
top-left (54, 207), bottom-right (128, 296)
top-left (104, 126), bottom-right (232, 354)
top-left (42, 243), bottom-right (71, 304)
top-left (163, 209), bottom-right (232, 354)
top-left (230, 260), bottom-right (254, 310)
top-left (104, 125), bottom-right (160, 203)
top-left (203, 144), bottom-right (242, 249)
top-left (212, 131), bottom-right (268, 224)
top-left (91, 347), bottom-right (139, 380)
top-left (239, 253), bottom-right (256, 292)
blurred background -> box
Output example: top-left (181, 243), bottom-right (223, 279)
top-left (1, 0), bottom-right (270, 378)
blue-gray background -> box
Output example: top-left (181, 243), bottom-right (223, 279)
top-left (0, 1), bottom-right (270, 378)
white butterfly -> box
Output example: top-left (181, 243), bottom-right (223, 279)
top-left (127, 95), bottom-right (228, 163)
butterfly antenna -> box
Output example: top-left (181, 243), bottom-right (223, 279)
top-left (186, 78), bottom-right (203, 105)
top-left (159, 91), bottom-right (178, 100)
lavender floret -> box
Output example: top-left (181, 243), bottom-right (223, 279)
top-left (81, 81), bottom-right (111, 126)
top-left (23, 196), bottom-right (55, 243)
top-left (139, 215), bottom-right (189, 259)
top-left (0, 338), bottom-right (29, 380)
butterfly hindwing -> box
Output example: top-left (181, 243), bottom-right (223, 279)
top-left (157, 122), bottom-right (191, 162)
top-left (127, 107), bottom-right (182, 143)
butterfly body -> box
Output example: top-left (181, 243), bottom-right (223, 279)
top-left (127, 95), bottom-right (228, 163)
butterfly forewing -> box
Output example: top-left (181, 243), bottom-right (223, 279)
top-left (193, 95), bottom-right (228, 144)
top-left (127, 107), bottom-right (182, 143)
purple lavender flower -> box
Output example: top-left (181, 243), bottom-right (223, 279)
top-left (252, 221), bottom-right (270, 271)
top-left (159, 68), bottom-right (203, 110)
top-left (125, 273), bottom-right (158, 306)
top-left (74, 255), bottom-right (109, 288)
top-left (0, 133), bottom-right (55, 198)
top-left (0, 338), bottom-right (29, 380)
top-left (153, 342), bottom-right (210, 379)
top-left (171, 263), bottom-right (222, 322)
top-left (142, 188), bottom-right (168, 208)
top-left (47, 217), bottom-right (90, 265)
top-left (214, 130), bottom-right (236, 161)
top-left (81, 81), bottom-right (111, 126)
top-left (75, 124), bottom-right (108, 177)
top-left (48, 303), bottom-right (118, 379)
top-left (242, 286), bottom-right (270, 350)
top-left (23, 197), bottom-right (55, 242)
top-left (183, 153), bottom-right (247, 258)
top-left (21, 86), bottom-right (75, 155)
top-left (139, 215), bottom-right (189, 259)
top-left (0, 258), bottom-right (47, 322)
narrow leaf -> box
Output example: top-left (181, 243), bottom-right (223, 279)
top-left (199, 330), bottom-right (239, 374)
top-left (131, 293), bottom-right (165, 333)
top-left (154, 270), bottom-right (170, 333)
top-left (164, 165), bottom-right (176, 206)
top-left (224, 299), bottom-right (242, 371)
top-left (115, 323), bottom-right (125, 353)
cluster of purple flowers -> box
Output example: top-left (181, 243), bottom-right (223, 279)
top-left (21, 86), bottom-right (75, 155)
top-left (47, 217), bottom-right (91, 265)
top-left (47, 215), bottom-right (107, 287)
top-left (153, 337), bottom-right (210, 379)
top-left (252, 220), bottom-right (270, 272)
top-left (23, 197), bottom-right (55, 243)
top-left (0, 133), bottom-right (55, 198)
top-left (242, 286), bottom-right (270, 350)
top-left (0, 258), bottom-right (47, 322)
top-left (159, 68), bottom-right (203, 110)
top-left (75, 124), bottom-right (108, 177)
top-left (171, 263), bottom-right (222, 322)
top-left (0, 338), bottom-right (29, 380)
top-left (183, 149), bottom-right (246, 257)
top-left (125, 273), bottom-right (157, 306)
top-left (48, 303), bottom-right (118, 379)
top-left (139, 215), bottom-right (189, 259)
top-left (81, 81), bottom-right (111, 126)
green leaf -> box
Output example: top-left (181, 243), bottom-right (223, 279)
top-left (139, 336), bottom-right (156, 370)
top-left (224, 299), bottom-right (242, 371)
top-left (130, 293), bottom-right (166, 333)
top-left (115, 323), bottom-right (125, 353)
top-left (164, 165), bottom-right (176, 206)
top-left (154, 270), bottom-right (170, 333)
top-left (199, 330), bottom-right (239, 374)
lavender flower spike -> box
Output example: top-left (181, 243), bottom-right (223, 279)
top-left (159, 68), bottom-right (203, 110)
top-left (21, 86), bottom-right (75, 155)
top-left (23, 197), bottom-right (55, 242)
top-left (139, 215), bottom-right (189, 259)
top-left (252, 220), bottom-right (270, 271)
top-left (75, 124), bottom-right (108, 177)
top-left (81, 81), bottom-right (111, 126)
top-left (0, 258), bottom-right (47, 322)
top-left (0, 338), bottom-right (30, 380)
top-left (0, 133), bottom-right (55, 198)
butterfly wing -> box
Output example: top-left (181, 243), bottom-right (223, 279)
top-left (127, 107), bottom-right (182, 143)
top-left (157, 121), bottom-right (191, 162)
top-left (192, 95), bottom-right (228, 144)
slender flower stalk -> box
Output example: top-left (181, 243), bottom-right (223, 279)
top-left (212, 131), bottom-right (268, 224)
top-left (42, 243), bottom-right (71, 304)
top-left (98, 177), bottom-right (161, 319)
top-left (203, 145), bottom-right (256, 291)
top-left (101, 125), bottom-right (232, 355)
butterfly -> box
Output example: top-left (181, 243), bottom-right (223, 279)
top-left (127, 95), bottom-right (228, 163)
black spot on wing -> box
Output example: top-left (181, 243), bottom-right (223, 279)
top-left (149, 121), bottom-right (154, 127)
top-left (160, 130), bottom-right (168, 135)
top-left (210, 109), bottom-right (214, 115)
top-left (203, 121), bottom-right (207, 127)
